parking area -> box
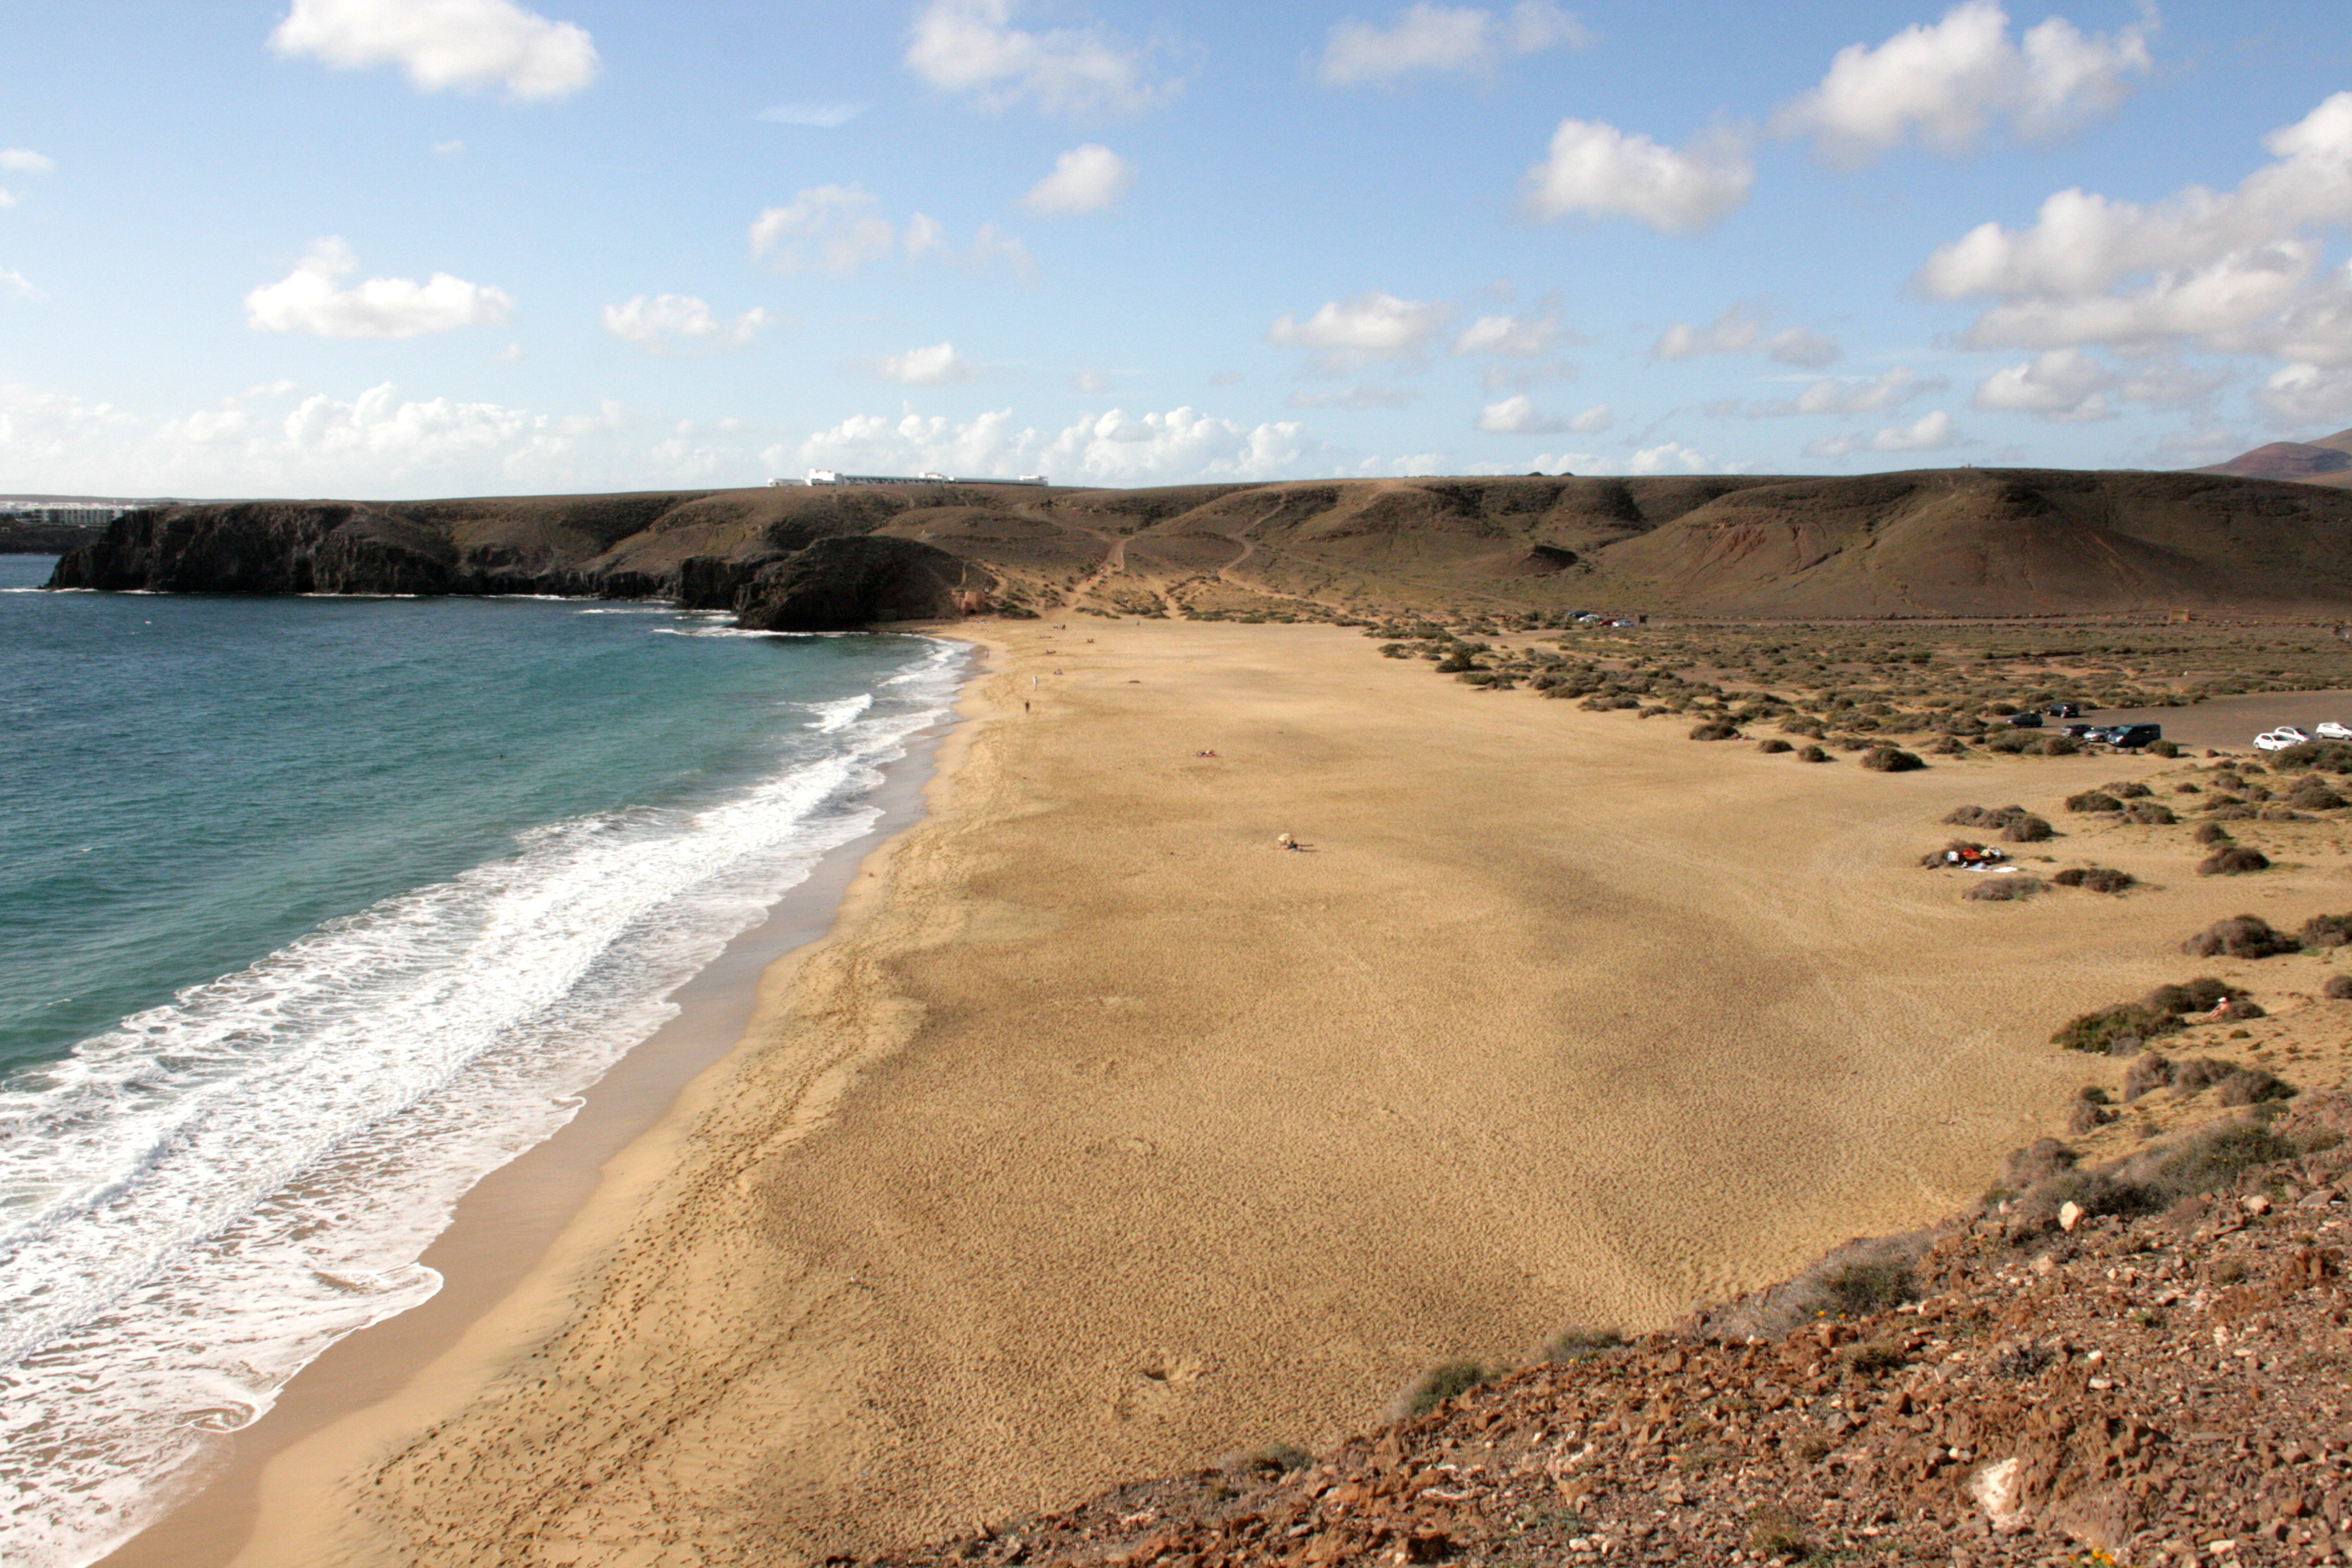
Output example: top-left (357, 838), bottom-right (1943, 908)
top-left (2078, 688), bottom-right (2352, 751)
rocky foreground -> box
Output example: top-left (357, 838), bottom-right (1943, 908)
top-left (855, 1094), bottom-right (2352, 1568)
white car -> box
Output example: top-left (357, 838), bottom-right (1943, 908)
top-left (2255, 726), bottom-right (2313, 751)
top-left (2318, 721), bottom-right (2352, 740)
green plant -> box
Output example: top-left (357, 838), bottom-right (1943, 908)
top-left (1821, 1259), bottom-right (1916, 1316)
top-left (1546, 1327), bottom-right (1624, 1363)
top-left (1405, 1360), bottom-right (1491, 1417)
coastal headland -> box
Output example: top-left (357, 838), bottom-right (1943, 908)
top-left (197, 609), bottom-right (2352, 1567)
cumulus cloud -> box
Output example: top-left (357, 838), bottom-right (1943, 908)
top-left (1316, 1), bottom-right (1593, 87)
top-left (749, 185), bottom-right (1030, 276)
top-left (2257, 362), bottom-right (2352, 426)
top-left (1287, 385), bottom-right (1419, 410)
top-left (1919, 93), bottom-right (2352, 356)
top-left (1651, 302), bottom-right (1842, 366)
top-left (905, 0), bottom-right (1177, 116)
top-left (1452, 312), bottom-right (1561, 356)
top-left (269, 0), bottom-right (599, 100)
top-left (1474, 394), bottom-right (1611, 434)
top-left (1478, 359), bottom-right (1579, 394)
top-left (790, 405), bottom-right (1336, 486)
top-left (1805, 408), bottom-right (1962, 458)
top-left (869, 342), bottom-right (988, 385)
top-left (1020, 144), bottom-right (1135, 215)
top-left (1776, 1), bottom-right (2149, 165)
top-left (1629, 440), bottom-right (1746, 475)
top-left (0, 149), bottom-right (56, 173)
top-left (1970, 347), bottom-right (2115, 420)
top-left (1522, 117), bottom-right (1753, 234)
top-left (1267, 290), bottom-right (1450, 371)
top-left (601, 295), bottom-right (777, 351)
top-left (245, 238), bottom-right (512, 338)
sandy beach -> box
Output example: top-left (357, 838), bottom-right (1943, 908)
top-left (209, 618), bottom-right (2345, 1567)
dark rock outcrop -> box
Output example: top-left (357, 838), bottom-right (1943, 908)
top-left (689, 535), bottom-right (998, 630)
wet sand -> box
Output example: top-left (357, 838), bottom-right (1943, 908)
top-left (220, 619), bottom-right (2351, 1567)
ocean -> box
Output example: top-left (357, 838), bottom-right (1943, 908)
top-left (0, 555), bottom-right (967, 1565)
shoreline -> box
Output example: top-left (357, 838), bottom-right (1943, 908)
top-left (96, 634), bottom-right (987, 1568)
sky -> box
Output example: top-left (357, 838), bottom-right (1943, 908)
top-left (2, 0), bottom-right (2350, 497)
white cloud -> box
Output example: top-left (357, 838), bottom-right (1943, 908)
top-left (1971, 347), bottom-right (2113, 420)
top-left (1629, 440), bottom-right (1745, 474)
top-left (1714, 367), bottom-right (1945, 419)
top-left (269, 0), bottom-right (599, 100)
top-left (0, 268), bottom-right (43, 301)
top-left (1776, 1), bottom-right (2150, 165)
top-left (430, 138), bottom-right (465, 157)
top-left (788, 405), bottom-right (1335, 485)
top-left (1020, 144), bottom-right (1135, 215)
top-left (755, 102), bottom-right (868, 127)
top-left (869, 342), bottom-right (987, 385)
top-left (1316, 1), bottom-right (1593, 87)
top-left (1071, 368), bottom-right (1114, 394)
top-left (1521, 118), bottom-right (1753, 234)
top-left (1652, 303), bottom-right (1841, 366)
top-left (0, 149), bottom-right (56, 174)
top-left (1804, 408), bottom-right (1962, 458)
top-left (0, 191), bottom-right (13, 209)
top-left (1918, 93), bottom-right (2352, 355)
top-left (1478, 358), bottom-right (1579, 393)
top-left (600, 295), bottom-right (778, 351)
top-left (1267, 290), bottom-right (1449, 371)
top-left (1287, 385), bottom-right (1419, 410)
top-left (746, 186), bottom-right (1030, 276)
top-left (2257, 362), bottom-right (2352, 426)
top-left (1475, 394), bottom-right (1567, 433)
top-left (905, 0), bottom-right (1177, 116)
top-left (1452, 312), bottom-right (1560, 356)
top-left (245, 238), bottom-right (513, 339)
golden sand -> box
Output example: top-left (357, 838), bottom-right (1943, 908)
top-left (218, 619), bottom-right (2348, 1567)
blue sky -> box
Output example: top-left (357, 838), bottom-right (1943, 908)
top-left (2, 0), bottom-right (2350, 496)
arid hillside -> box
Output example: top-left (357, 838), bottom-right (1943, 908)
top-left (48, 466), bottom-right (2352, 624)
top-left (2198, 428), bottom-right (2352, 490)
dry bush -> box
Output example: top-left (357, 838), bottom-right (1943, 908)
top-left (2182, 915), bottom-right (2298, 959)
top-left (2206, 804), bottom-right (2259, 821)
top-left (1797, 744), bottom-right (1831, 763)
top-left (2272, 740), bottom-right (2352, 773)
top-left (2054, 978), bottom-right (2241, 1053)
top-left (2192, 822), bottom-right (2234, 845)
top-left (2053, 866), bottom-right (2134, 893)
top-left (2040, 735), bottom-right (2082, 756)
top-left (1546, 1327), bottom-right (1624, 1363)
top-left (1757, 737), bottom-right (1794, 754)
top-left (1821, 1259), bottom-right (1918, 1316)
top-left (2149, 739), bottom-right (2181, 757)
top-left (1928, 736), bottom-right (1965, 755)
top-left (2293, 785), bottom-right (2348, 810)
top-left (2002, 813), bottom-right (2055, 843)
top-left (2326, 973), bottom-right (2352, 1000)
top-left (1403, 1360), bottom-right (1491, 1417)
top-left (2123, 801), bottom-right (2177, 825)
top-left (1944, 805), bottom-right (1999, 826)
top-left (2198, 846), bottom-right (2272, 875)
top-left (2065, 790), bottom-right (2123, 812)
top-left (2299, 912), bottom-right (2352, 949)
top-left (1965, 876), bottom-right (2042, 901)
top-left (1860, 745), bottom-right (1926, 772)
top-left (2103, 781), bottom-right (2154, 800)
top-left (1689, 720), bottom-right (1741, 740)
top-left (2260, 805), bottom-right (2310, 822)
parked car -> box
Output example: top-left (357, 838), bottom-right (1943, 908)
top-left (2318, 721), bottom-right (2352, 741)
top-left (2255, 727), bottom-right (2314, 751)
top-left (2104, 724), bottom-right (2163, 749)
top-left (2047, 702), bottom-right (2091, 718)
top-left (2061, 723), bottom-right (2099, 738)
top-left (2005, 711), bottom-right (2044, 728)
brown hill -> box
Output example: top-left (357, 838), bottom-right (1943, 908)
top-left (47, 466), bottom-right (2352, 624)
top-left (2197, 428), bottom-right (2352, 489)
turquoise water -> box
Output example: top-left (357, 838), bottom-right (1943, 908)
top-left (0, 555), bottom-right (966, 1564)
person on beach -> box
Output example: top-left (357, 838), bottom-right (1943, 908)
top-left (1277, 832), bottom-right (1298, 851)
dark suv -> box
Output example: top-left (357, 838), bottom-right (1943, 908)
top-left (2005, 711), bottom-right (2044, 728)
top-left (2047, 702), bottom-right (2090, 718)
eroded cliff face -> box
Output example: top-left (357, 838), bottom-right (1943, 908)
top-left (48, 500), bottom-right (998, 630)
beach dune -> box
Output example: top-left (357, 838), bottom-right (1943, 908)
top-left (232, 619), bottom-right (2216, 1566)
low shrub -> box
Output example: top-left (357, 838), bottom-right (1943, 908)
top-left (2053, 866), bottom-right (2135, 893)
top-left (2040, 735), bottom-right (2082, 756)
top-left (2103, 781), bottom-right (2154, 800)
top-left (1965, 876), bottom-right (2042, 901)
top-left (1985, 733), bottom-right (2031, 754)
top-left (1404, 1360), bottom-right (1491, 1417)
top-left (2270, 740), bottom-right (2352, 773)
top-left (1797, 744), bottom-right (1831, 763)
top-left (2053, 977), bottom-right (2241, 1053)
top-left (2152, 1123), bottom-right (2298, 1191)
top-left (2123, 801), bottom-right (2178, 825)
top-left (1221, 1443), bottom-right (1313, 1476)
top-left (2182, 915), bottom-right (2298, 959)
top-left (1690, 720), bottom-right (1741, 741)
top-left (2065, 791), bottom-right (2123, 813)
top-left (2149, 739), bottom-right (2181, 757)
top-left (2327, 973), bottom-right (2352, 999)
top-left (1928, 736), bottom-right (1965, 755)
top-left (2206, 804), bottom-right (2259, 821)
top-left (1821, 1259), bottom-right (1918, 1316)
top-left (1757, 737), bottom-right (1794, 754)
top-left (2192, 822), bottom-right (2234, 845)
top-left (2198, 846), bottom-right (2272, 875)
top-left (2293, 783), bottom-right (2350, 810)
top-left (2002, 813), bottom-right (2055, 843)
top-left (2259, 805), bottom-right (2310, 823)
top-left (2302, 913), bottom-right (2352, 949)
top-left (1546, 1327), bottom-right (1624, 1363)
top-left (1860, 745), bottom-right (1926, 772)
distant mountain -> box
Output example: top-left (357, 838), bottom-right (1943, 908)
top-left (2195, 428), bottom-right (2352, 488)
